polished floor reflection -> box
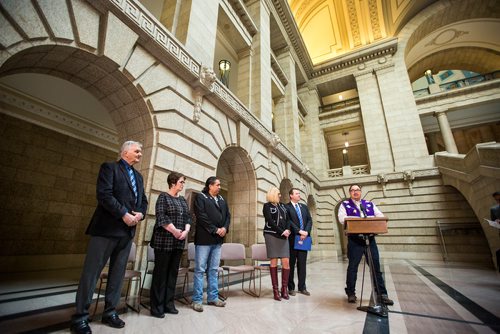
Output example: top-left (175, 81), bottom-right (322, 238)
top-left (1, 257), bottom-right (499, 333)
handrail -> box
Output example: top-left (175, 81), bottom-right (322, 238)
top-left (436, 221), bottom-right (482, 261)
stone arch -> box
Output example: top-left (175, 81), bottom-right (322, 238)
top-left (0, 43), bottom-right (154, 270)
top-left (306, 194), bottom-right (318, 245)
top-left (216, 146), bottom-right (257, 246)
top-left (395, 0), bottom-right (500, 82)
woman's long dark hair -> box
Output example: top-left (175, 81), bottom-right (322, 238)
top-left (202, 176), bottom-right (218, 194)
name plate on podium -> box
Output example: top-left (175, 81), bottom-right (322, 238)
top-left (345, 217), bottom-right (388, 234)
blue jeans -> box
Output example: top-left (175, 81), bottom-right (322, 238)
top-left (192, 244), bottom-right (222, 304)
top-left (345, 236), bottom-right (387, 296)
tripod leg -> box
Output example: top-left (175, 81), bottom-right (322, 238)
top-left (356, 236), bottom-right (388, 317)
top-left (359, 251), bottom-right (366, 307)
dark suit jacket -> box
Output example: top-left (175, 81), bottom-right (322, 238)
top-left (194, 192), bottom-right (230, 245)
top-left (286, 202), bottom-right (312, 236)
top-left (86, 160), bottom-right (148, 238)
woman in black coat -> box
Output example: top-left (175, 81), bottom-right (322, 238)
top-left (262, 186), bottom-right (291, 301)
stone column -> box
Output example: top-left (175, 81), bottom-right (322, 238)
top-left (274, 48), bottom-right (300, 155)
top-left (236, 47), bottom-right (253, 108)
top-left (354, 70), bottom-right (394, 174)
top-left (434, 110), bottom-right (459, 154)
top-left (247, 0), bottom-right (272, 129)
top-left (298, 86), bottom-right (328, 175)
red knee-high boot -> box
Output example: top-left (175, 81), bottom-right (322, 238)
top-left (270, 266), bottom-right (281, 301)
top-left (281, 268), bottom-right (290, 300)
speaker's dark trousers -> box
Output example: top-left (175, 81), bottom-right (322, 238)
top-left (150, 249), bottom-right (183, 314)
top-left (72, 236), bottom-right (132, 322)
top-left (345, 235), bottom-right (387, 296)
top-left (288, 236), bottom-right (308, 291)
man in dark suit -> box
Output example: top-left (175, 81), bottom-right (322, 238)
top-left (286, 188), bottom-right (313, 296)
top-left (70, 141), bottom-right (148, 334)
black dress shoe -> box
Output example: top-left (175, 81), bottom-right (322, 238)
top-left (347, 294), bottom-right (357, 303)
top-left (288, 290), bottom-right (296, 296)
top-left (165, 308), bottom-right (179, 314)
top-left (102, 313), bottom-right (125, 328)
top-left (70, 320), bottom-right (92, 334)
top-left (381, 294), bottom-right (394, 306)
top-left (151, 311), bottom-right (165, 318)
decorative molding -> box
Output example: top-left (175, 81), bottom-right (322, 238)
top-left (109, 0), bottom-right (201, 78)
top-left (267, 133), bottom-right (281, 168)
top-left (403, 170), bottom-right (416, 195)
top-left (346, 0), bottom-right (361, 47)
top-left (425, 28), bottom-right (469, 47)
top-left (272, 0), bottom-right (314, 76)
top-left (270, 52), bottom-right (289, 87)
top-left (227, 0), bottom-right (258, 37)
top-left (0, 84), bottom-right (118, 150)
top-left (192, 66), bottom-right (217, 123)
top-left (367, 0), bottom-right (382, 40)
top-left (314, 38), bottom-right (398, 78)
top-left (377, 173), bottom-right (388, 197)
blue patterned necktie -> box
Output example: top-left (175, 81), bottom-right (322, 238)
top-left (295, 204), bottom-right (304, 230)
top-left (127, 166), bottom-right (138, 199)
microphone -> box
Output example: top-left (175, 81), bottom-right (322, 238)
top-left (359, 203), bottom-right (368, 218)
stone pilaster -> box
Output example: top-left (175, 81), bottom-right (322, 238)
top-left (298, 86), bottom-right (328, 175)
top-left (274, 49), bottom-right (300, 155)
top-left (236, 47), bottom-right (253, 108)
top-left (374, 61), bottom-right (431, 171)
top-left (354, 70), bottom-right (395, 174)
top-left (247, 0), bottom-right (273, 129)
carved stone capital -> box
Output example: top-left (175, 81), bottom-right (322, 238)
top-left (377, 173), bottom-right (387, 184)
top-left (302, 164), bottom-right (310, 175)
top-left (268, 134), bottom-right (281, 149)
top-left (403, 170), bottom-right (415, 195)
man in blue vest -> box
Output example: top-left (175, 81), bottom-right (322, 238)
top-left (337, 184), bottom-right (393, 305)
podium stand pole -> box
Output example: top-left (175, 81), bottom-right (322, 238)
top-left (356, 234), bottom-right (388, 317)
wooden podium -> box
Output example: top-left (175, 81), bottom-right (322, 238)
top-left (345, 217), bottom-right (388, 235)
top-left (345, 216), bottom-right (389, 317)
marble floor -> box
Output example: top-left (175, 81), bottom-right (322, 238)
top-left (1, 257), bottom-right (499, 334)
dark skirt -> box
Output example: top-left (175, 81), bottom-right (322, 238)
top-left (264, 233), bottom-right (290, 258)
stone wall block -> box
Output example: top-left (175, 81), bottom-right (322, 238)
top-left (1, 0), bottom-right (47, 39)
top-left (102, 12), bottom-right (138, 68)
top-left (38, 0), bottom-right (74, 41)
top-left (71, 0), bottom-right (100, 49)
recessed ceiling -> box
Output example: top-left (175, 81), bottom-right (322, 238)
top-left (288, 0), bottom-right (437, 65)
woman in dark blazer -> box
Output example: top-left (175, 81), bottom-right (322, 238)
top-left (263, 186), bottom-right (291, 301)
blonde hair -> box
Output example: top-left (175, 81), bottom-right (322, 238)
top-left (266, 186), bottom-right (281, 204)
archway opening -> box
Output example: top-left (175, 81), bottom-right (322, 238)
top-left (216, 146), bottom-right (257, 246)
top-left (0, 45), bottom-right (154, 273)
